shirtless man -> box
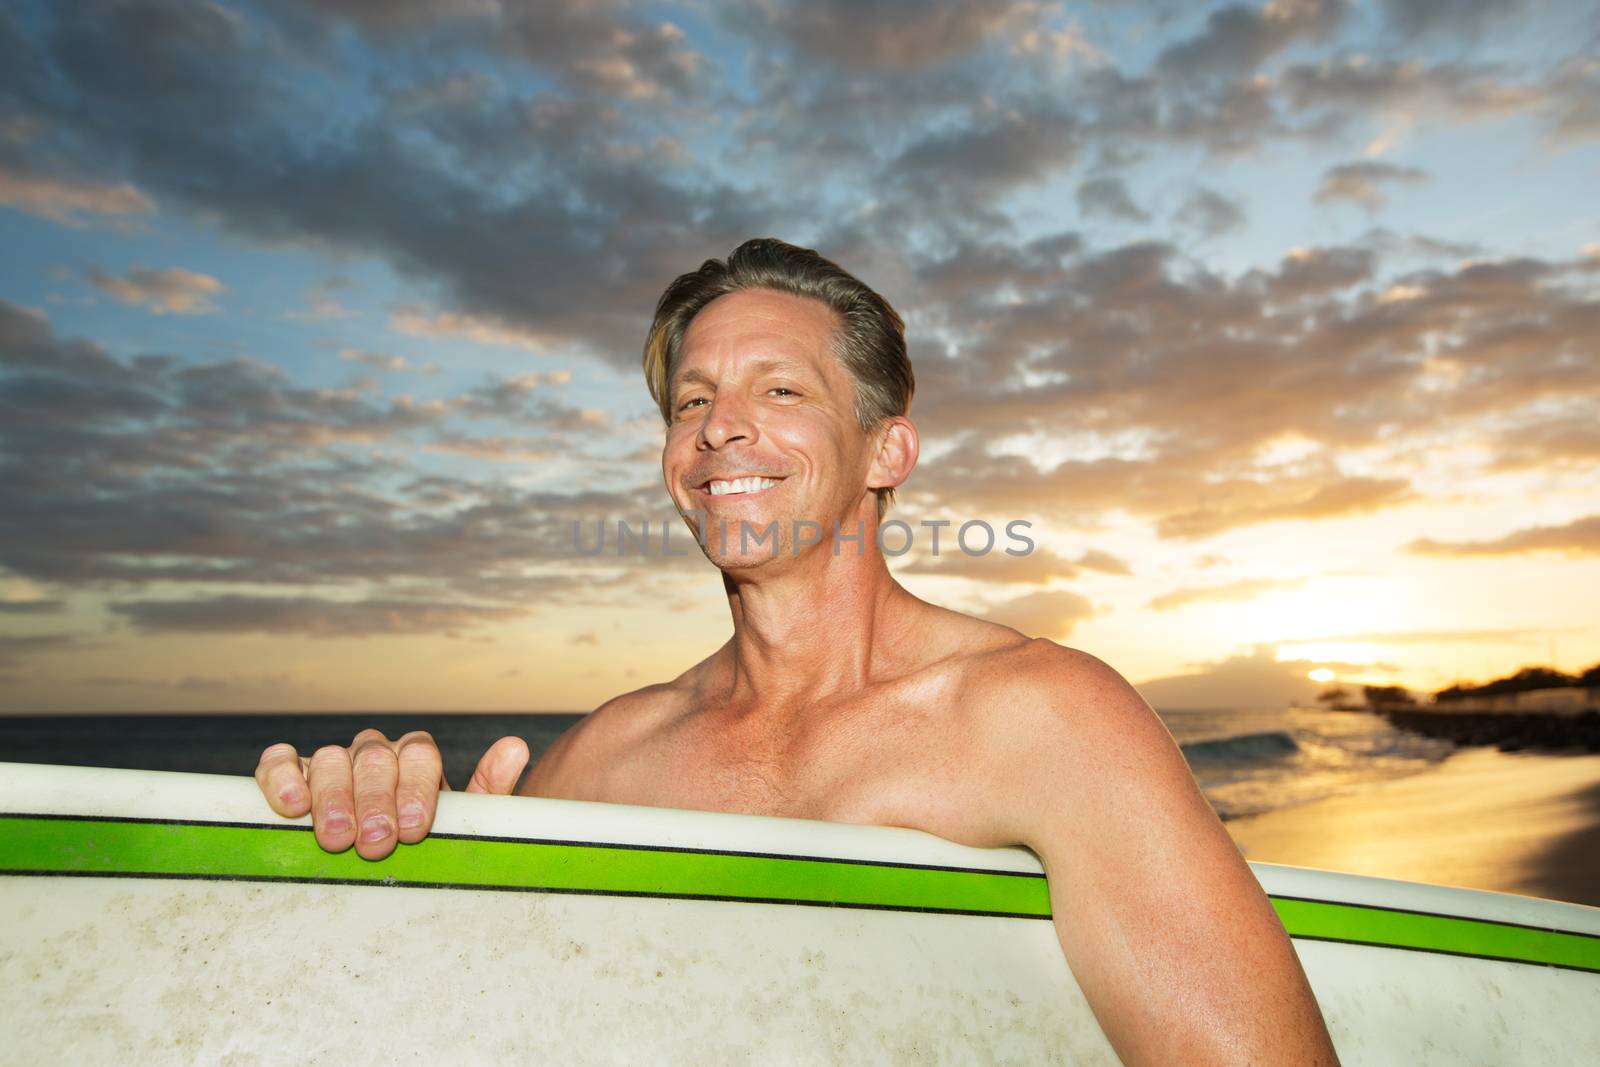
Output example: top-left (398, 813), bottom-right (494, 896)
top-left (255, 239), bottom-right (1339, 1065)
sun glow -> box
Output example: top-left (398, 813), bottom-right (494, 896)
top-left (1231, 576), bottom-right (1408, 644)
top-left (1282, 641), bottom-right (1387, 666)
top-left (1308, 667), bottom-right (1337, 683)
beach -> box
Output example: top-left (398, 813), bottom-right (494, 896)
top-left (1227, 745), bottom-right (1600, 908)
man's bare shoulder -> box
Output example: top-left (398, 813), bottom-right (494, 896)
top-left (910, 601), bottom-right (1118, 698)
top-left (518, 673), bottom-right (696, 799)
top-left (959, 639), bottom-right (1177, 771)
top-left (959, 637), bottom-right (1200, 840)
top-left (892, 602), bottom-right (1143, 726)
top-left (956, 635), bottom-right (1145, 714)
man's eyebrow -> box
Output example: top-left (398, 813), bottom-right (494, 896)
top-left (671, 358), bottom-right (820, 393)
top-left (674, 367), bottom-right (716, 390)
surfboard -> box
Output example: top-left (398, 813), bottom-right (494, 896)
top-left (2, 761), bottom-right (1597, 1064)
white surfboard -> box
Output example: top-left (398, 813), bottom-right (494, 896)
top-left (2, 761), bottom-right (1597, 1064)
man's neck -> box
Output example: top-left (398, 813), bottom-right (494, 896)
top-left (717, 523), bottom-right (918, 713)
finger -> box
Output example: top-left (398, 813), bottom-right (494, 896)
top-left (465, 735), bottom-right (531, 795)
top-left (393, 730), bottom-right (444, 844)
top-left (350, 732), bottom-right (400, 860)
top-left (254, 742), bottom-right (308, 817)
top-left (307, 744), bottom-right (356, 853)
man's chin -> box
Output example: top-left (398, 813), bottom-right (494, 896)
top-left (702, 545), bottom-right (789, 572)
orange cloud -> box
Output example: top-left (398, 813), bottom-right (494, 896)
top-left (1407, 515), bottom-right (1600, 557)
top-left (0, 165), bottom-right (154, 225)
top-left (85, 265), bottom-right (223, 315)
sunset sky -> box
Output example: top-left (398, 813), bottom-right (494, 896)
top-left (1, 0), bottom-right (1597, 713)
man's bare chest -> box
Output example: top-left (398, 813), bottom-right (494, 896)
top-left (582, 692), bottom-right (1011, 849)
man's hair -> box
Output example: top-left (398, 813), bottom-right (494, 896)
top-left (643, 238), bottom-right (914, 519)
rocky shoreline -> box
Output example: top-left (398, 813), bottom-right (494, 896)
top-left (1380, 708), bottom-right (1600, 753)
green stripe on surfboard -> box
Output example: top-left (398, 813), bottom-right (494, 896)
top-left (1270, 896), bottom-right (1599, 973)
top-left (3, 814), bottom-right (1597, 972)
top-left (0, 814), bottom-right (1049, 918)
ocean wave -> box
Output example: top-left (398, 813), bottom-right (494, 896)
top-left (1168, 709), bottom-right (1457, 820)
top-left (1180, 729), bottom-right (1300, 766)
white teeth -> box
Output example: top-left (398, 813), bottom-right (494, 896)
top-left (706, 477), bottom-right (780, 496)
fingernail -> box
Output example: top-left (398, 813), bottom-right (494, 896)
top-left (279, 785), bottom-right (306, 807)
top-left (325, 809), bottom-right (352, 834)
top-left (360, 814), bottom-right (392, 843)
top-left (398, 802), bottom-right (424, 829)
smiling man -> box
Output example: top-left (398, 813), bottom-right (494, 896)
top-left (255, 239), bottom-right (1339, 1064)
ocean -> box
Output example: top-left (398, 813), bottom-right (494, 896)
top-left (1160, 705), bottom-right (1455, 819)
top-left (0, 706), bottom-right (1454, 821)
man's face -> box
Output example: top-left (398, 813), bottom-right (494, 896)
top-left (662, 288), bottom-right (879, 569)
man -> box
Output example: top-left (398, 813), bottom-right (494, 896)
top-left (255, 239), bottom-right (1339, 1064)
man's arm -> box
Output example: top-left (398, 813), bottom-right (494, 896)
top-left (982, 642), bottom-right (1339, 1065)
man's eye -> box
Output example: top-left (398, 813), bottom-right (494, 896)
top-left (769, 387), bottom-right (797, 397)
top-left (677, 397), bottom-right (708, 411)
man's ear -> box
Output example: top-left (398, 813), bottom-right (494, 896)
top-left (867, 416), bottom-right (919, 491)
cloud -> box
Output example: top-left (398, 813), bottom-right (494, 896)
top-left (1545, 56), bottom-right (1600, 145)
top-left (736, 0), bottom-right (1056, 72)
top-left (450, 371), bottom-right (611, 429)
top-left (1378, 0), bottom-right (1527, 38)
top-left (501, 10), bottom-right (701, 101)
top-left (109, 594), bottom-right (529, 637)
top-left (1156, 0), bottom-right (1348, 82)
top-left (309, 0), bottom-right (703, 100)
top-left (1275, 627), bottom-right (1552, 646)
top-left (2, 0), bottom-right (1596, 648)
top-left (1175, 187), bottom-right (1246, 238)
top-left (11, 0), bottom-right (1576, 403)
top-left (1280, 57), bottom-right (1545, 135)
top-left (896, 232), bottom-right (1597, 539)
top-left (387, 306), bottom-right (561, 353)
top-left (0, 164), bottom-right (154, 225)
top-left (883, 104), bottom-right (1081, 219)
top-left (1134, 644), bottom-right (1327, 709)
top-left (0, 632), bottom-right (82, 669)
top-left (0, 300), bottom-right (670, 626)
top-left (86, 671), bottom-right (291, 693)
top-left (898, 544), bottom-right (1083, 584)
top-left (1268, 245), bottom-right (1376, 298)
top-left (1077, 175), bottom-right (1150, 223)
top-left (1075, 548), bottom-right (1132, 576)
top-left (1156, 477), bottom-right (1415, 539)
top-left (1362, 229), bottom-right (1480, 261)
top-left (1406, 515), bottom-right (1600, 557)
top-left (1147, 577), bottom-right (1307, 611)
top-left (0, 599), bottom-right (64, 615)
top-left (427, 435), bottom-right (553, 461)
top-left (1314, 161), bottom-right (1428, 211)
top-left (978, 588), bottom-right (1096, 639)
top-left (1487, 416), bottom-right (1600, 471)
top-left (2, 3), bottom-right (774, 370)
top-left (85, 265), bottom-right (224, 315)
top-left (340, 348), bottom-right (408, 372)
top-left (288, 278), bottom-right (356, 321)
top-left (898, 543), bottom-right (1132, 584)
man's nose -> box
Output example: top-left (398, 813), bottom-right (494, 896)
top-left (698, 393), bottom-right (757, 450)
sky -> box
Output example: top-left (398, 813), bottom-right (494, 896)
top-left (1, 0), bottom-right (1597, 713)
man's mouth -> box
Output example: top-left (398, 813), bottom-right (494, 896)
top-left (699, 476), bottom-right (783, 497)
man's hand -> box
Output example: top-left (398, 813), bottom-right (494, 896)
top-left (254, 730), bottom-right (531, 859)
